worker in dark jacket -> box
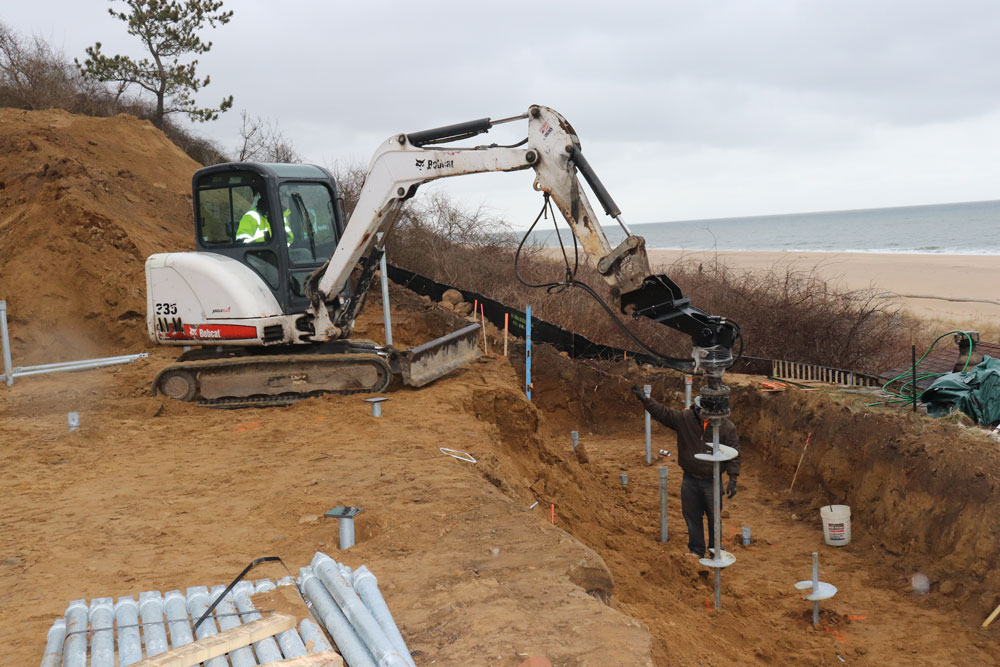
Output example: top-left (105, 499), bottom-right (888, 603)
top-left (631, 385), bottom-right (741, 558)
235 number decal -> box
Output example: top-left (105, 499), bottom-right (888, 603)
top-left (155, 302), bottom-right (178, 315)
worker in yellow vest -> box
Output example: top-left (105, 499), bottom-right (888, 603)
top-left (237, 193), bottom-right (294, 245)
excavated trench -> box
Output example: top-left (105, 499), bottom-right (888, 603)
top-left (468, 341), bottom-right (1000, 665)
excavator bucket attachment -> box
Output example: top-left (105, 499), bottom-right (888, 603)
top-left (390, 323), bottom-right (482, 387)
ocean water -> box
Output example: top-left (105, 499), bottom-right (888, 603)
top-left (529, 199), bottom-right (1000, 254)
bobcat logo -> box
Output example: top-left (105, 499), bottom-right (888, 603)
top-left (415, 159), bottom-right (426, 168)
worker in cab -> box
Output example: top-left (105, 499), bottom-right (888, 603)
top-left (236, 191), bottom-right (294, 245)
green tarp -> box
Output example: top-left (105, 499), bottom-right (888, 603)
top-left (920, 355), bottom-right (1000, 425)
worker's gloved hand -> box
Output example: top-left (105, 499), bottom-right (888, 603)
top-left (726, 476), bottom-right (738, 498)
top-left (631, 385), bottom-right (646, 400)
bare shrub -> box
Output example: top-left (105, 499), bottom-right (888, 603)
top-left (235, 111), bottom-right (300, 163)
top-left (0, 22), bottom-right (90, 110)
top-left (664, 261), bottom-right (918, 373)
top-left (330, 159), bottom-right (917, 372)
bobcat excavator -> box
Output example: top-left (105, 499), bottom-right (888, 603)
top-left (146, 105), bottom-right (738, 414)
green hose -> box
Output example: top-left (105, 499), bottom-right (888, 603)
top-left (867, 331), bottom-right (976, 408)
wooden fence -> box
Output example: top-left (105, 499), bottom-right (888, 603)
top-left (771, 359), bottom-right (880, 387)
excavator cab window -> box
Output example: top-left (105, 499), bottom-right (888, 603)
top-left (196, 172), bottom-right (265, 246)
top-left (279, 183), bottom-right (338, 265)
top-left (279, 182), bottom-right (339, 297)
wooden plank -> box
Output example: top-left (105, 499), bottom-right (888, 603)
top-left (259, 651), bottom-right (346, 666)
top-left (134, 613), bottom-right (297, 667)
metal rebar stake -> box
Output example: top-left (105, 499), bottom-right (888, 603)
top-left (644, 385), bottom-right (652, 464)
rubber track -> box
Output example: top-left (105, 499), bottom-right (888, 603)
top-left (155, 353), bottom-right (392, 408)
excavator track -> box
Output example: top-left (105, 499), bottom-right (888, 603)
top-left (153, 353), bottom-right (393, 407)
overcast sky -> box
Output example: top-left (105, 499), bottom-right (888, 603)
top-left (7, 1), bottom-right (1000, 228)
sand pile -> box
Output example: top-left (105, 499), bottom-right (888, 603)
top-left (0, 109), bottom-right (198, 364)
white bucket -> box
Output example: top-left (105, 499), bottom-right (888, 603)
top-left (820, 505), bottom-right (852, 546)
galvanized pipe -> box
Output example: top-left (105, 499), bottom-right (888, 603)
top-left (254, 579), bottom-right (308, 658)
top-left (13, 353), bottom-right (146, 372)
top-left (40, 618), bottom-right (65, 667)
top-left (0, 300), bottom-right (12, 386)
top-left (712, 420), bottom-right (722, 610)
top-left (114, 595), bottom-right (143, 666)
top-left (812, 552), bottom-right (820, 626)
top-left (571, 430), bottom-right (579, 453)
top-left (340, 516), bottom-right (357, 550)
top-left (163, 590), bottom-right (195, 650)
top-left (299, 617), bottom-right (335, 652)
top-left (139, 591), bottom-right (169, 657)
top-left (9, 352), bottom-right (148, 379)
top-left (659, 466), bottom-right (669, 542)
top-left (644, 384), bottom-right (652, 464)
top-left (89, 597), bottom-right (115, 667)
top-left (210, 585), bottom-right (256, 667)
top-left (378, 234), bottom-right (393, 347)
top-left (311, 553), bottom-right (410, 667)
top-left (184, 587), bottom-right (227, 667)
top-left (232, 581), bottom-right (285, 662)
top-left (352, 566), bottom-right (415, 667)
top-left (299, 566), bottom-right (377, 667)
top-left (63, 599), bottom-right (88, 667)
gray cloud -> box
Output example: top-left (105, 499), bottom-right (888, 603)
top-left (7, 0), bottom-right (1000, 223)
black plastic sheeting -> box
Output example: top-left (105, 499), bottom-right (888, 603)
top-left (385, 264), bottom-right (769, 375)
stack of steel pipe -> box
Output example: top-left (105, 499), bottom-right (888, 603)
top-left (299, 552), bottom-right (415, 667)
top-left (39, 576), bottom-right (354, 665)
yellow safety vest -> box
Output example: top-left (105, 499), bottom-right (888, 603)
top-left (236, 209), bottom-right (294, 244)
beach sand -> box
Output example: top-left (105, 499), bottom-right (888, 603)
top-left (642, 249), bottom-right (1000, 324)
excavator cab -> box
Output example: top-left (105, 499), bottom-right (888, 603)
top-left (193, 162), bottom-right (349, 315)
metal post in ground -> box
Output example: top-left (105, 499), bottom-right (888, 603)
top-left (526, 305), bottom-right (532, 401)
top-left (324, 506), bottom-right (365, 550)
top-left (1, 300), bottom-right (13, 386)
top-left (571, 430), bottom-right (579, 453)
top-left (811, 552), bottom-right (820, 625)
top-left (911, 344), bottom-right (917, 413)
top-left (712, 421), bottom-right (722, 609)
top-left (695, 414), bottom-right (738, 611)
top-left (659, 466), bottom-right (669, 542)
top-left (793, 551), bottom-right (837, 627)
top-left (644, 384), bottom-right (652, 464)
top-left (377, 234), bottom-right (393, 347)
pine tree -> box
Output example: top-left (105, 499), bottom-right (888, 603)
top-left (77, 0), bottom-right (233, 126)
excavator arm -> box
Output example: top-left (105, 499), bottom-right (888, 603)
top-left (306, 105), bottom-right (736, 411)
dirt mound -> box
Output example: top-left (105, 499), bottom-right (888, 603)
top-left (0, 109), bottom-right (198, 364)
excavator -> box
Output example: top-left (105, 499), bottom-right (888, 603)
top-left (145, 105), bottom-right (738, 415)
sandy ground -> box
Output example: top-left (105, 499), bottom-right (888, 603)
top-left (3, 108), bottom-right (999, 666)
top-left (2, 291), bottom-right (999, 666)
top-left (645, 249), bottom-right (1000, 323)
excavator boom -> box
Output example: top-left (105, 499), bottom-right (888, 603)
top-left (147, 105), bottom-right (736, 410)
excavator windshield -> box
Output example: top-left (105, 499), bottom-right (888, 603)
top-left (279, 182), bottom-right (338, 266)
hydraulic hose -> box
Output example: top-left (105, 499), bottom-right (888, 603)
top-left (869, 330), bottom-right (976, 407)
